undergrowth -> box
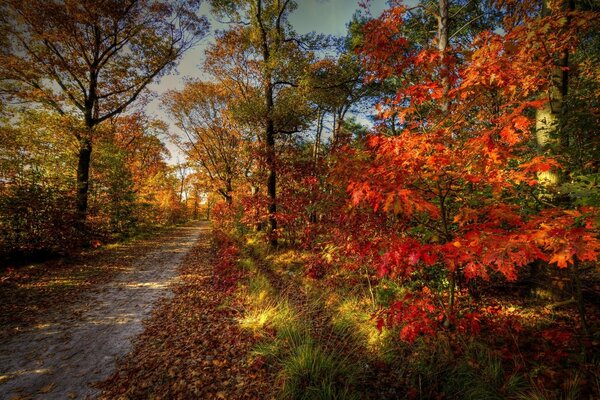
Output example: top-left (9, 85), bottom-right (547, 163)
top-left (236, 244), bottom-right (362, 399)
top-left (226, 231), bottom-right (598, 399)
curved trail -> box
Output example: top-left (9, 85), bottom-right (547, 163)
top-left (0, 224), bottom-right (207, 400)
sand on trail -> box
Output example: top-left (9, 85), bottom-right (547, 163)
top-left (0, 223), bottom-right (207, 400)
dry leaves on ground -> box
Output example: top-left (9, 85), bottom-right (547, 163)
top-left (97, 232), bottom-right (273, 399)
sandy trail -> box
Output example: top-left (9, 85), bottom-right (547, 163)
top-left (0, 224), bottom-right (207, 400)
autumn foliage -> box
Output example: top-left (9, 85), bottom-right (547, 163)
top-left (1, 0), bottom-right (599, 398)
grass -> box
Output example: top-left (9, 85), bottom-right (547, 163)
top-left (235, 242), bottom-right (363, 399)
top-left (279, 342), bottom-right (360, 400)
top-left (441, 341), bottom-right (530, 400)
top-left (328, 295), bottom-right (388, 354)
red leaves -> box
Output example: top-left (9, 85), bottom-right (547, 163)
top-left (213, 229), bottom-right (243, 293)
top-left (519, 156), bottom-right (562, 175)
top-left (344, 1), bottom-right (599, 297)
top-left (377, 239), bottom-right (438, 278)
top-left (375, 289), bottom-right (440, 343)
top-left (359, 6), bottom-right (411, 82)
top-left (375, 288), bottom-right (484, 343)
top-left (542, 328), bottom-right (573, 346)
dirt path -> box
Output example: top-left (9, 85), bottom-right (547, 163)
top-left (0, 223), bottom-right (207, 400)
top-left (96, 229), bottom-right (272, 399)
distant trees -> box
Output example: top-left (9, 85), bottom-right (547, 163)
top-left (164, 81), bottom-right (252, 205)
top-left (0, 0), bottom-right (208, 225)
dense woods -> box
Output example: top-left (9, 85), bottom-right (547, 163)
top-left (1, 0), bottom-right (599, 399)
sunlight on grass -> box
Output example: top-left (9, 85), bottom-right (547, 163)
top-left (234, 244), bottom-right (365, 399)
top-left (239, 297), bottom-right (299, 333)
top-left (268, 250), bottom-right (304, 273)
top-left (238, 256), bottom-right (255, 272)
top-left (330, 295), bottom-right (389, 354)
top-left (245, 235), bottom-right (269, 258)
top-left (247, 274), bottom-right (274, 301)
top-left (239, 304), bottom-right (277, 331)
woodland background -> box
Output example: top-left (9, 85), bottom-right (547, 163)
top-left (1, 0), bottom-right (599, 398)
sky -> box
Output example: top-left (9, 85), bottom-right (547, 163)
top-left (146, 0), bottom-right (389, 163)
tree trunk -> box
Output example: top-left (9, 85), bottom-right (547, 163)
top-left (535, 0), bottom-right (573, 188)
top-left (266, 114), bottom-right (277, 247)
top-left (535, 75), bottom-right (563, 187)
top-left (436, 0), bottom-right (454, 328)
top-left (437, 0), bottom-right (450, 114)
top-left (224, 179), bottom-right (233, 206)
top-left (179, 174), bottom-right (185, 203)
top-left (309, 111), bottom-right (324, 224)
top-left (76, 137), bottom-right (92, 226)
top-left (313, 110), bottom-right (323, 163)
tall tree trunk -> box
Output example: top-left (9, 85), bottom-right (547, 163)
top-left (436, 0), bottom-right (454, 326)
top-left (437, 0), bottom-right (450, 114)
top-left (309, 110), bottom-right (324, 224)
top-left (179, 176), bottom-right (185, 203)
top-left (225, 179), bottom-right (233, 205)
top-left (331, 113), bottom-right (337, 146)
top-left (193, 187), bottom-right (199, 220)
top-left (313, 110), bottom-right (323, 163)
top-left (534, 0), bottom-right (591, 344)
top-left (535, 75), bottom-right (563, 187)
top-left (535, 0), bottom-right (573, 188)
top-left (266, 108), bottom-right (277, 246)
top-left (257, 0), bottom-right (278, 248)
top-left (76, 137), bottom-right (92, 226)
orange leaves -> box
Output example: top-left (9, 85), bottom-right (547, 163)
top-left (528, 209), bottom-right (600, 269)
top-left (519, 156), bottom-right (561, 174)
top-left (548, 251), bottom-right (572, 269)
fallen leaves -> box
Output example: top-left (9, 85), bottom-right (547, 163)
top-left (0, 226), bottom-right (185, 339)
top-left (96, 230), bottom-right (273, 399)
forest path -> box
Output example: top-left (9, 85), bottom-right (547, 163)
top-left (0, 223), bottom-right (207, 400)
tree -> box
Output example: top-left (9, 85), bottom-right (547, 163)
top-left (164, 81), bottom-right (252, 205)
top-left (0, 0), bottom-right (208, 225)
top-left (0, 109), bottom-right (79, 257)
top-left (108, 113), bottom-right (185, 226)
top-left (207, 0), bottom-right (311, 246)
top-left (304, 53), bottom-right (370, 151)
top-left (329, 0), bottom-right (600, 340)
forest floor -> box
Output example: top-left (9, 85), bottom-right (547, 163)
top-left (0, 223), bottom-right (205, 400)
top-left (1, 225), bottom-right (597, 399)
